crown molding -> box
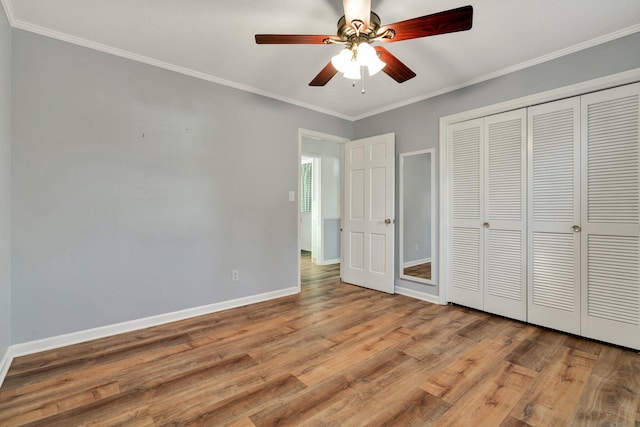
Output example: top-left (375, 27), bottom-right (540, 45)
top-left (0, 0), bottom-right (14, 26)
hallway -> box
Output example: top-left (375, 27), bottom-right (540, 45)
top-left (300, 250), bottom-right (340, 289)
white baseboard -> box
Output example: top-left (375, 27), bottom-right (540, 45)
top-left (0, 346), bottom-right (13, 388)
top-left (318, 258), bottom-right (340, 266)
top-left (402, 258), bottom-right (431, 268)
top-left (395, 286), bottom-right (442, 305)
top-left (8, 287), bottom-right (299, 361)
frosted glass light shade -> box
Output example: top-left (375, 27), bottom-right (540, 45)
top-left (331, 44), bottom-right (383, 81)
top-left (331, 49), bottom-right (352, 73)
top-left (343, 61), bottom-right (361, 80)
top-left (366, 56), bottom-right (386, 76)
top-left (357, 43), bottom-right (386, 76)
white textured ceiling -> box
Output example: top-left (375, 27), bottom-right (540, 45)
top-left (3, 0), bottom-right (640, 120)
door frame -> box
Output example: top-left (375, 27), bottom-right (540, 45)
top-left (297, 129), bottom-right (349, 292)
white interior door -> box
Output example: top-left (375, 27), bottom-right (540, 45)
top-left (342, 133), bottom-right (395, 293)
top-left (581, 83), bottom-right (640, 349)
top-left (447, 118), bottom-right (484, 309)
top-left (483, 109), bottom-right (527, 321)
top-left (528, 97), bottom-right (581, 334)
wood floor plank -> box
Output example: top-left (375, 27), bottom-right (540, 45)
top-left (421, 333), bottom-right (527, 404)
top-left (365, 389), bottom-right (451, 427)
top-left (503, 327), bottom-right (567, 373)
top-left (2, 333), bottom-right (193, 390)
top-left (499, 416), bottom-right (533, 427)
top-left (0, 381), bottom-right (121, 426)
top-left (398, 308), bottom-right (477, 362)
top-left (324, 351), bottom-right (451, 425)
top-left (249, 347), bottom-right (412, 426)
top-left (0, 341), bottom-right (195, 411)
top-left (510, 347), bottom-right (598, 426)
top-left (0, 255), bottom-right (638, 426)
top-left (403, 261), bottom-right (431, 281)
top-left (152, 374), bottom-right (306, 426)
top-left (566, 345), bottom-right (640, 426)
top-left (433, 362), bottom-right (538, 426)
top-left (294, 326), bottom-right (412, 386)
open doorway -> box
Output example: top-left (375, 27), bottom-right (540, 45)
top-left (298, 129), bottom-right (348, 290)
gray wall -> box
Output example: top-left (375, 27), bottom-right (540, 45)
top-left (0, 7), bottom-right (11, 358)
top-left (354, 31), bottom-right (640, 297)
top-left (11, 30), bottom-right (352, 343)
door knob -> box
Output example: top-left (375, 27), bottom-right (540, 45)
top-left (385, 218), bottom-right (392, 224)
top-left (572, 225), bottom-right (581, 232)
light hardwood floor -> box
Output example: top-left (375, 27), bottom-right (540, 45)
top-left (403, 262), bottom-right (431, 281)
top-left (0, 257), bottom-right (639, 426)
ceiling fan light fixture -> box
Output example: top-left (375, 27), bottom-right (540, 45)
top-left (343, 61), bottom-right (362, 80)
top-left (331, 48), bottom-right (353, 73)
top-left (366, 57), bottom-right (385, 76)
top-left (356, 42), bottom-right (385, 76)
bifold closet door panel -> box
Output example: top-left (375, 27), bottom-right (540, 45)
top-left (447, 118), bottom-right (484, 310)
top-left (527, 98), bottom-right (581, 334)
top-left (581, 83), bottom-right (640, 350)
top-left (483, 109), bottom-right (527, 321)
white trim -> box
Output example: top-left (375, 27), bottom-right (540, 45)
top-left (403, 258), bottom-right (431, 268)
top-left (311, 157), bottom-right (322, 265)
top-left (318, 258), bottom-right (340, 266)
top-left (395, 286), bottom-right (441, 305)
top-left (0, 0), bottom-right (15, 26)
top-left (0, 346), bottom-right (13, 388)
top-left (8, 287), bottom-right (297, 359)
top-left (0, 0), bottom-right (13, 391)
top-left (439, 126), bottom-right (448, 305)
top-left (438, 67), bottom-right (640, 306)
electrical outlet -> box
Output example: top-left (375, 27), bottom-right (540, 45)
top-left (232, 270), bottom-right (239, 282)
top-left (415, 243), bottom-right (419, 251)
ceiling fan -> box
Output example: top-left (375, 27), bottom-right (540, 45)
top-left (255, 0), bottom-right (473, 86)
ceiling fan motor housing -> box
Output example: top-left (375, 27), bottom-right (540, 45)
top-left (335, 12), bottom-right (382, 47)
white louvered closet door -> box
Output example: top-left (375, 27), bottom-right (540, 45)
top-left (580, 83), bottom-right (640, 349)
top-left (447, 118), bottom-right (484, 310)
top-left (483, 110), bottom-right (527, 321)
top-left (527, 98), bottom-right (581, 334)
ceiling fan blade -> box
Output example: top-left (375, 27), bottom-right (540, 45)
top-left (309, 61), bottom-right (338, 86)
top-left (255, 34), bottom-right (337, 44)
top-left (375, 47), bottom-right (416, 83)
top-left (380, 5), bottom-right (473, 42)
top-left (343, 0), bottom-right (371, 30)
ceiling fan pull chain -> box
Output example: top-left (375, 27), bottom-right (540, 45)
top-left (361, 68), bottom-right (366, 94)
